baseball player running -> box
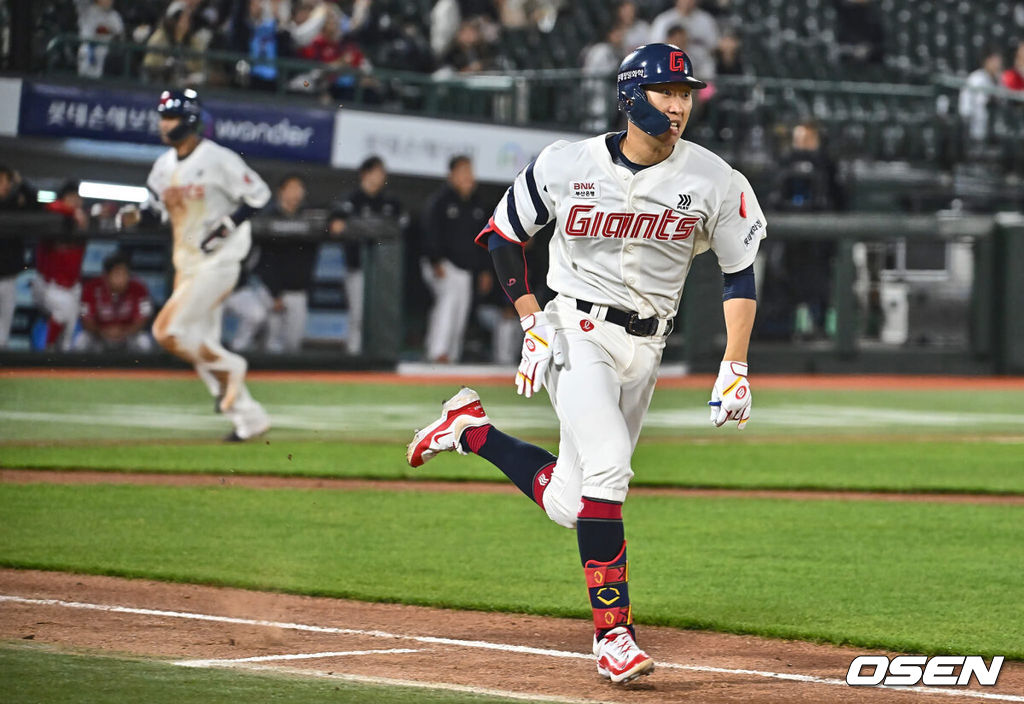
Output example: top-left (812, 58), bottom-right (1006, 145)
top-left (408, 44), bottom-right (764, 683)
top-left (122, 89), bottom-right (271, 441)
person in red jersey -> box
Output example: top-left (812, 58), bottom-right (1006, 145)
top-left (33, 180), bottom-right (89, 350)
top-left (75, 252), bottom-right (153, 352)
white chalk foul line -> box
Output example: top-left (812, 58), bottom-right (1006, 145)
top-left (2, 595), bottom-right (1022, 702)
top-left (175, 648), bottom-right (420, 667)
top-left (202, 663), bottom-right (615, 704)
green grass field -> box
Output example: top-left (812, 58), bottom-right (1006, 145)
top-left (2, 481), bottom-right (1021, 657)
top-left (1, 373), bottom-right (1023, 690)
top-left (0, 645), bottom-right (539, 704)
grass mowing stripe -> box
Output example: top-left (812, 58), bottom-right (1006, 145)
top-left (0, 483), bottom-right (1021, 658)
top-left (3, 378), bottom-right (1024, 442)
top-left (3, 440), bottom-right (1024, 494)
top-left (0, 644), bottom-right (551, 704)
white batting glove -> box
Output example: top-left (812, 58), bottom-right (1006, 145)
top-left (708, 361), bottom-right (751, 429)
top-left (515, 311), bottom-right (564, 398)
top-left (200, 215), bottom-right (235, 254)
top-left (115, 204), bottom-right (141, 230)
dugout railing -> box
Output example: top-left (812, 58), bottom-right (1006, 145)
top-left (3, 210), bottom-right (1023, 374)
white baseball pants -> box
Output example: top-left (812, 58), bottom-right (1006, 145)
top-left (153, 262), bottom-right (269, 439)
top-left (265, 290), bottom-right (307, 353)
top-left (0, 275), bottom-right (17, 348)
top-left (31, 277), bottom-right (81, 351)
top-left (344, 269), bottom-right (363, 355)
top-left (224, 284), bottom-right (270, 352)
top-left (421, 259), bottom-right (472, 363)
top-left (538, 295), bottom-right (666, 529)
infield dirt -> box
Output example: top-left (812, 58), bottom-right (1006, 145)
top-left (2, 569), bottom-right (1021, 704)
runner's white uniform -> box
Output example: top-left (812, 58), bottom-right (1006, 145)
top-left (489, 134), bottom-right (766, 527)
top-left (145, 138), bottom-right (271, 438)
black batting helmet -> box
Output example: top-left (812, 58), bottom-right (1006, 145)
top-left (156, 89), bottom-right (203, 143)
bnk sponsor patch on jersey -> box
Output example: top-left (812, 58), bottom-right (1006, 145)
top-left (571, 181), bottom-right (600, 199)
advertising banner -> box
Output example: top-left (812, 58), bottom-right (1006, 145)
top-left (331, 110), bottom-right (586, 183)
top-left (19, 81), bottom-right (334, 163)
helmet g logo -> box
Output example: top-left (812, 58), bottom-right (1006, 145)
top-left (669, 52), bottom-right (686, 73)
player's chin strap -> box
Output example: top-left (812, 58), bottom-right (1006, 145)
top-left (624, 86), bottom-right (671, 137)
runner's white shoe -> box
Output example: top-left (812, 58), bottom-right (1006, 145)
top-left (407, 387), bottom-right (490, 468)
top-left (594, 627), bottom-right (655, 684)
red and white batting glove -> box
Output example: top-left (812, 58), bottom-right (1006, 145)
top-left (515, 311), bottom-right (563, 398)
top-left (708, 361), bottom-right (751, 429)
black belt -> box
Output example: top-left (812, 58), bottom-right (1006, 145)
top-left (575, 299), bottom-right (674, 337)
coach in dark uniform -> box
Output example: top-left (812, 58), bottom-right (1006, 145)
top-left (420, 155), bottom-right (489, 364)
top-left (330, 156), bottom-right (412, 355)
top-left (254, 173), bottom-right (318, 352)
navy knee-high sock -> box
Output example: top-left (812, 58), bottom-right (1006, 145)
top-left (460, 425), bottom-right (555, 506)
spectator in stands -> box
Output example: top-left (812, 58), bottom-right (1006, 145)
top-left (298, 5), bottom-right (371, 100)
top-left (959, 47), bottom-right (1004, 143)
top-left (288, 0), bottom-right (329, 52)
top-left (431, 0), bottom-right (461, 57)
top-left (223, 0), bottom-right (295, 90)
top-left (142, 0), bottom-right (213, 85)
top-left (664, 24), bottom-right (687, 52)
top-left (1002, 40), bottom-right (1024, 91)
top-left (253, 173), bottom-right (316, 353)
top-left (615, 1), bottom-right (650, 52)
top-left (834, 0), bottom-right (885, 66)
top-left (763, 121), bottom-right (845, 340)
top-left (437, 18), bottom-right (492, 75)
top-left (649, 0), bottom-right (719, 78)
top-left (420, 155), bottom-right (489, 364)
top-left (581, 23), bottom-right (627, 131)
top-left (76, 0), bottom-right (125, 78)
top-left (75, 252), bottom-right (154, 352)
top-left (33, 180), bottom-right (88, 351)
top-left (329, 156), bottom-right (413, 355)
top-left (374, 7), bottom-right (435, 73)
top-left (431, 0), bottom-right (501, 59)
top-left (713, 30), bottom-right (744, 76)
top-left (0, 166), bottom-right (37, 348)
top-left (498, 0), bottom-right (564, 33)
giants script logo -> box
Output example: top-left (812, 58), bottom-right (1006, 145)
top-left (669, 51), bottom-right (686, 72)
top-left (566, 204), bottom-right (699, 241)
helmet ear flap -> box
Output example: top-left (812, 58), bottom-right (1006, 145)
top-left (625, 85), bottom-right (671, 137)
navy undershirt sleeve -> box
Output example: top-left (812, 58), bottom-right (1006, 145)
top-left (722, 264), bottom-right (756, 301)
top-left (488, 232), bottom-right (530, 302)
top-left (229, 203), bottom-right (259, 227)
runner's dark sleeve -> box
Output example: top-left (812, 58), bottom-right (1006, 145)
top-left (722, 264), bottom-right (756, 301)
top-left (488, 232), bottom-right (530, 302)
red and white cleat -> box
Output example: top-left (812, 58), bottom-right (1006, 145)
top-left (594, 627), bottom-right (654, 684)
top-left (406, 387), bottom-right (490, 468)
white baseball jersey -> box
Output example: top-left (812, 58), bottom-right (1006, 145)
top-left (145, 139), bottom-right (270, 275)
top-left (489, 134), bottom-right (766, 320)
